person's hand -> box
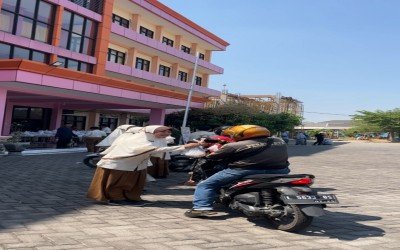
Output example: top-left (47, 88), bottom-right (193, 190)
top-left (184, 142), bottom-right (200, 149)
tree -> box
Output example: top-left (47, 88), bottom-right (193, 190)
top-left (165, 103), bottom-right (302, 134)
top-left (353, 109), bottom-right (400, 141)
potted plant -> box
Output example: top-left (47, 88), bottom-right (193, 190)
top-left (3, 123), bottom-right (29, 153)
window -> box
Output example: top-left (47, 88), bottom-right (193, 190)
top-left (112, 14), bottom-right (129, 28)
top-left (107, 48), bottom-right (126, 65)
top-left (0, 0), bottom-right (55, 44)
top-left (58, 56), bottom-right (93, 73)
top-left (62, 114), bottom-right (86, 130)
top-left (0, 42), bottom-right (49, 63)
top-left (0, 43), bottom-right (11, 59)
top-left (135, 57), bottom-right (150, 71)
top-left (11, 106), bottom-right (52, 132)
top-left (158, 65), bottom-right (170, 77)
top-left (0, 9), bottom-right (15, 33)
top-left (60, 10), bottom-right (97, 55)
top-left (99, 117), bottom-right (118, 130)
top-left (181, 45), bottom-right (190, 54)
top-left (178, 71), bottom-right (188, 82)
top-left (68, 0), bottom-right (103, 15)
top-left (195, 76), bottom-right (202, 86)
top-left (13, 47), bottom-right (30, 59)
top-left (199, 53), bottom-right (205, 60)
top-left (139, 26), bottom-right (154, 39)
top-left (162, 36), bottom-right (174, 47)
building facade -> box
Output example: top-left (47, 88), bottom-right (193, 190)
top-left (0, 0), bottom-right (228, 134)
top-left (207, 92), bottom-right (303, 117)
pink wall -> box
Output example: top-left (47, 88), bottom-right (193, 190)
top-left (0, 89), bottom-right (6, 135)
top-left (149, 109), bottom-right (166, 125)
top-left (0, 70), bottom-right (205, 108)
top-left (106, 61), bottom-right (220, 97)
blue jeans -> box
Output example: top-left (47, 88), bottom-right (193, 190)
top-left (192, 167), bottom-right (290, 210)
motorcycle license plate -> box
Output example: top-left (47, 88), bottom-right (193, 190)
top-left (281, 194), bottom-right (339, 204)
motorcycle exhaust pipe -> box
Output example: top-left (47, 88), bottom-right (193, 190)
top-left (233, 201), bottom-right (284, 217)
top-left (234, 202), bottom-right (261, 216)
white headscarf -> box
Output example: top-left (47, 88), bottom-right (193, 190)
top-left (99, 125), bottom-right (169, 159)
top-left (96, 125), bottom-right (137, 147)
top-left (96, 125), bottom-right (184, 171)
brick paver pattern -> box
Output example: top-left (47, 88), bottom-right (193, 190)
top-left (1, 142), bottom-right (399, 249)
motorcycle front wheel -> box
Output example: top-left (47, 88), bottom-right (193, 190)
top-left (268, 204), bottom-right (313, 232)
top-left (83, 156), bottom-right (99, 168)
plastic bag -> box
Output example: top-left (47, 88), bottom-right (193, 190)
top-left (183, 147), bottom-right (206, 158)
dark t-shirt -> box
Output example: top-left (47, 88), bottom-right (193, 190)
top-left (55, 127), bottom-right (74, 141)
top-left (206, 137), bottom-right (289, 170)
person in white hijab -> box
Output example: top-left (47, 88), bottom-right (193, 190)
top-left (145, 126), bottom-right (175, 178)
top-left (95, 124), bottom-right (137, 148)
top-left (87, 125), bottom-right (199, 206)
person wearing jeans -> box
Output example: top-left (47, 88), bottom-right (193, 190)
top-left (192, 167), bottom-right (290, 211)
top-left (185, 125), bottom-right (290, 217)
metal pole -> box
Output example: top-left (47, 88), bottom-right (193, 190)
top-left (182, 52), bottom-right (200, 128)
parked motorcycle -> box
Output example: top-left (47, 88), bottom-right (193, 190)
top-left (195, 161), bottom-right (338, 232)
top-left (83, 152), bottom-right (101, 168)
top-left (222, 173), bottom-right (338, 231)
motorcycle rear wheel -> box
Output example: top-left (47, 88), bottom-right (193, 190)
top-left (268, 204), bottom-right (313, 232)
top-left (83, 156), bottom-right (99, 168)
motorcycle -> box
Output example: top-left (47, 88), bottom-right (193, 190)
top-left (83, 152), bottom-right (102, 168)
top-left (196, 161), bottom-right (339, 232)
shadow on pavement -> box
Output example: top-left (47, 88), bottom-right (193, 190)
top-left (0, 153), bottom-right (95, 231)
top-left (302, 211), bottom-right (385, 240)
top-left (247, 210), bottom-right (384, 240)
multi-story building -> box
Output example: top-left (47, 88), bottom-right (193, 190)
top-left (207, 92), bottom-right (304, 117)
top-left (0, 0), bottom-right (228, 134)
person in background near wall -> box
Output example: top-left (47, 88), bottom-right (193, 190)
top-left (55, 123), bottom-right (75, 148)
top-left (295, 131), bottom-right (307, 145)
top-left (101, 124), bottom-right (112, 135)
top-left (83, 127), bottom-right (107, 153)
top-left (281, 131), bottom-right (289, 144)
top-left (313, 132), bottom-right (325, 145)
top-left (87, 125), bottom-right (200, 206)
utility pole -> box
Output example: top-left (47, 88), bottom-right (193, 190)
top-left (181, 53), bottom-right (200, 143)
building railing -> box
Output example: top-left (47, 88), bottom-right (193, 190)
top-left (69, 0), bottom-right (104, 14)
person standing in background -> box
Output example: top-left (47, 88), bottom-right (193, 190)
top-left (55, 123), bottom-right (75, 148)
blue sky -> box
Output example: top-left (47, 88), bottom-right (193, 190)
top-left (159, 0), bottom-right (399, 122)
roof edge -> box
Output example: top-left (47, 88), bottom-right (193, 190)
top-left (145, 0), bottom-right (230, 47)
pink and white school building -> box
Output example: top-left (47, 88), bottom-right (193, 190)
top-left (0, 0), bottom-right (229, 135)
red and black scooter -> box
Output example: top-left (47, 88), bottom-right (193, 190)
top-left (214, 173), bottom-right (338, 232)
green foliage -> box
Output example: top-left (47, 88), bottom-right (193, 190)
top-left (6, 131), bottom-right (23, 143)
top-left (7, 122), bottom-right (24, 143)
top-left (353, 109), bottom-right (400, 141)
top-left (165, 103), bottom-right (302, 134)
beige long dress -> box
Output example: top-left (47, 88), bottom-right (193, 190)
top-left (87, 125), bottom-right (184, 202)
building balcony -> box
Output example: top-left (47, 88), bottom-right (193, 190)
top-left (110, 23), bottom-right (224, 75)
top-left (105, 61), bottom-right (220, 98)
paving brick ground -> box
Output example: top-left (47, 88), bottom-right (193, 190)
top-left (1, 141), bottom-right (399, 249)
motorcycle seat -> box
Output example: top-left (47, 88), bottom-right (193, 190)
top-left (242, 173), bottom-right (314, 180)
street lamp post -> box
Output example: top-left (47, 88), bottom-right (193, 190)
top-left (181, 53), bottom-right (200, 143)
